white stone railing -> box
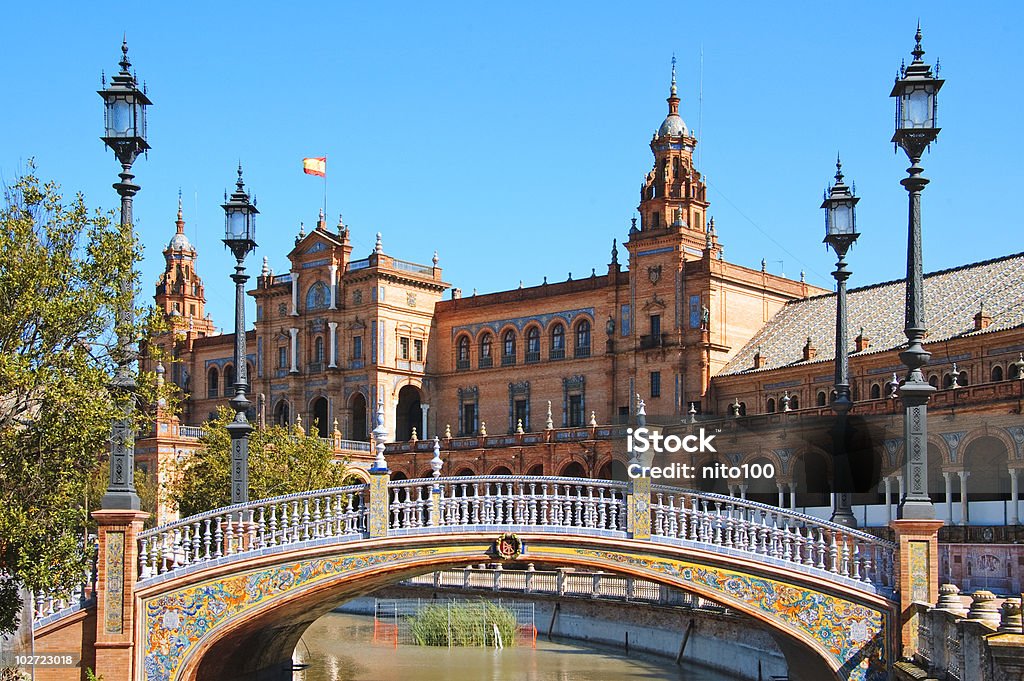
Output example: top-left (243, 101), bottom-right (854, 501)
top-left (135, 476), bottom-right (895, 593)
top-left (137, 484), bottom-right (369, 579)
top-left (403, 567), bottom-right (724, 610)
top-left (179, 425), bottom-right (205, 439)
top-left (32, 545), bottom-right (97, 626)
top-left (650, 485), bottom-right (896, 590)
top-left (387, 476), bottom-right (626, 531)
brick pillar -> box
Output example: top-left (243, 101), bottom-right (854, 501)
top-left (890, 518), bottom-right (943, 657)
top-left (92, 509), bottom-right (149, 681)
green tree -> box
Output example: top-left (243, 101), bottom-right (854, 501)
top-left (0, 165), bottom-right (165, 635)
top-left (169, 407), bottom-right (352, 518)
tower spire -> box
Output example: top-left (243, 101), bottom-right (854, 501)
top-left (667, 55), bottom-right (680, 115)
top-left (176, 189), bottom-right (184, 233)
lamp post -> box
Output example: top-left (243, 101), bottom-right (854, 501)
top-left (892, 26), bottom-right (944, 520)
top-left (98, 40), bottom-right (151, 510)
top-left (222, 165), bottom-right (259, 504)
top-left (822, 157), bottom-right (860, 528)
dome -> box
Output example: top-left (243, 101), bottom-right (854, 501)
top-left (658, 113), bottom-right (688, 137)
top-left (167, 231), bottom-right (193, 251)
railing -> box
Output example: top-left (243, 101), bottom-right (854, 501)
top-left (387, 477), bottom-right (627, 531)
top-left (179, 425), bottom-right (205, 439)
top-left (549, 348), bottom-right (565, 360)
top-left (339, 439), bottom-right (372, 452)
top-left (525, 351), bottom-right (540, 363)
top-left (135, 476), bottom-right (895, 593)
top-left (478, 356), bottom-right (493, 368)
top-left (137, 484), bottom-right (369, 579)
top-left (574, 345), bottom-right (591, 358)
top-left (501, 355), bottom-right (515, 367)
top-left (456, 359), bottom-right (470, 371)
top-left (32, 542), bottom-right (98, 626)
top-left (391, 258), bottom-right (434, 275)
top-left (348, 258), bottom-right (370, 271)
top-left (403, 567), bottom-right (725, 610)
top-left (270, 273), bottom-right (292, 285)
top-left (650, 485), bottom-right (896, 589)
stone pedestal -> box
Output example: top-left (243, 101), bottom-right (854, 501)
top-left (890, 518), bottom-right (943, 656)
top-left (92, 509), bottom-right (149, 681)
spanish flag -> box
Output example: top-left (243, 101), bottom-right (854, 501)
top-left (303, 156), bottom-right (327, 177)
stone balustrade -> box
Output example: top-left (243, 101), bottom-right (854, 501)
top-left (134, 475), bottom-right (896, 594)
top-left (402, 566), bottom-right (725, 610)
top-left (902, 584), bottom-right (1024, 681)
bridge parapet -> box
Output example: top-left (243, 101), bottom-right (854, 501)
top-left (135, 475), bottom-right (896, 596)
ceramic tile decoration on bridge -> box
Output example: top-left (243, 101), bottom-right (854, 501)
top-left (115, 469), bottom-right (897, 681)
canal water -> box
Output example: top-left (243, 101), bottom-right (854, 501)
top-left (295, 612), bottom-right (744, 681)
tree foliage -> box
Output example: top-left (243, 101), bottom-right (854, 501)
top-left (0, 164), bottom-right (165, 635)
top-left (169, 407), bottom-right (352, 518)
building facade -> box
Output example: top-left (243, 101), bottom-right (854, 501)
top-left (140, 71), bottom-right (1023, 550)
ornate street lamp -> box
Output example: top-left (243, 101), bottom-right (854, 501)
top-left (98, 40), bottom-right (151, 510)
top-left (222, 165), bottom-right (258, 504)
top-left (892, 25), bottom-right (944, 520)
top-left (822, 157), bottom-right (860, 528)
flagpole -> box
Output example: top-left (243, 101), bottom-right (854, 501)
top-left (323, 155), bottom-right (328, 222)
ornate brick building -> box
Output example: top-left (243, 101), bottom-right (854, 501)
top-left (140, 68), bottom-right (1023, 567)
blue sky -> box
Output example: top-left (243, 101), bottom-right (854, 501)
top-left (1, 3), bottom-right (1020, 331)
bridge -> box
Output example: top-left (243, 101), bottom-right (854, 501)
top-left (25, 469), bottom-right (935, 681)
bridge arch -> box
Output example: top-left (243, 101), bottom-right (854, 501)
top-left (135, 478), bottom-right (895, 681)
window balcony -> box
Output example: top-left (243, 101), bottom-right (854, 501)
top-left (456, 359), bottom-right (470, 371)
top-left (574, 345), bottom-right (591, 359)
top-left (549, 348), bottom-right (565, 361)
top-left (307, 362), bottom-right (324, 374)
top-left (639, 333), bottom-right (669, 350)
top-left (478, 356), bottom-right (493, 369)
top-left (501, 355), bottom-right (516, 367)
top-left (525, 351), bottom-right (540, 363)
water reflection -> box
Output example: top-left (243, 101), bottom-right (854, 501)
top-left (295, 612), bottom-right (741, 681)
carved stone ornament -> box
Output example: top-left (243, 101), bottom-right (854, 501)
top-left (647, 265), bottom-right (662, 284)
top-left (494, 532), bottom-right (523, 560)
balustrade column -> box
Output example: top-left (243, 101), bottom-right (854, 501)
top-left (289, 327), bottom-right (299, 373)
top-left (328, 322), bottom-right (338, 368)
top-left (883, 477), bottom-right (893, 524)
top-left (329, 263), bottom-right (338, 309)
top-left (1008, 468), bottom-right (1019, 526)
top-left (942, 472), bottom-right (953, 525)
top-left (290, 271), bottom-right (299, 316)
top-left (957, 471), bottom-right (970, 526)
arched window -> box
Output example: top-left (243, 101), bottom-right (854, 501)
top-left (575, 320), bottom-right (591, 358)
top-left (959, 371), bottom-right (969, 387)
top-left (207, 367), bottom-right (219, 399)
top-left (928, 374), bottom-right (939, 388)
top-left (305, 281), bottom-right (330, 311)
top-left (870, 383), bottom-right (881, 399)
top-left (737, 402), bottom-right (747, 416)
top-left (550, 323), bottom-right (565, 360)
top-left (456, 336), bottom-right (470, 370)
top-left (1011, 362), bottom-right (1023, 380)
top-left (479, 333), bottom-right (493, 368)
top-left (224, 365), bottom-right (235, 396)
top-left (525, 327), bottom-right (540, 362)
top-left (766, 398), bottom-right (776, 413)
top-left (273, 400), bottom-right (290, 426)
top-left (816, 391), bottom-right (827, 407)
top-left (942, 373), bottom-right (954, 389)
top-left (314, 336), bottom-right (324, 364)
top-left (502, 330), bottom-right (516, 366)
top-left (992, 365), bottom-right (1004, 382)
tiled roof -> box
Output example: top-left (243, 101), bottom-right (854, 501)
top-left (718, 252), bottom-right (1024, 376)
